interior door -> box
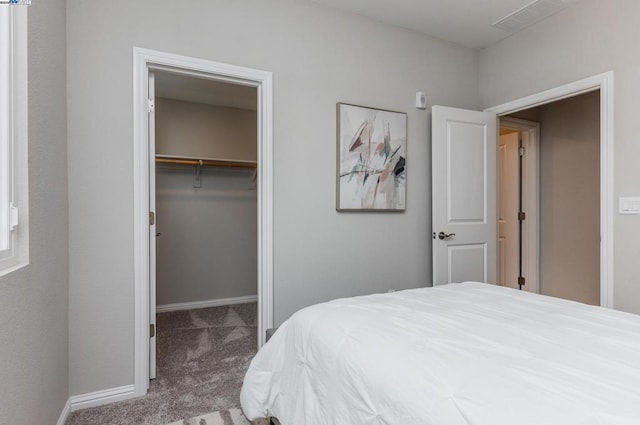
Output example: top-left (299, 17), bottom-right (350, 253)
top-left (432, 106), bottom-right (497, 286)
top-left (498, 132), bottom-right (520, 289)
top-left (148, 70), bottom-right (157, 380)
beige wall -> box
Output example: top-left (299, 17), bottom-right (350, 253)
top-left (155, 100), bottom-right (257, 306)
top-left (480, 0), bottom-right (640, 314)
top-left (539, 92), bottom-right (600, 304)
top-left (155, 98), bottom-right (257, 161)
top-left (510, 92), bottom-right (600, 304)
top-left (66, 0), bottom-right (479, 396)
top-left (0, 1), bottom-right (70, 423)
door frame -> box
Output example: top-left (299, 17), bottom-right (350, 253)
top-left (486, 71), bottom-right (614, 308)
top-left (498, 118), bottom-right (540, 294)
top-left (133, 47), bottom-right (274, 396)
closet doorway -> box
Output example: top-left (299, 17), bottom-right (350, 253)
top-left (487, 72), bottom-right (613, 310)
top-left (497, 90), bottom-right (602, 306)
top-left (150, 70), bottom-right (259, 383)
top-left (133, 48), bottom-right (273, 397)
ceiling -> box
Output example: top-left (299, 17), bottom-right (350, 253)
top-left (153, 1), bottom-right (582, 109)
top-left (306, 0), bottom-right (580, 49)
top-left (155, 71), bottom-right (257, 110)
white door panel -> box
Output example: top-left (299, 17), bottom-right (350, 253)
top-left (448, 123), bottom-right (487, 222)
top-left (448, 243), bottom-right (487, 283)
top-left (432, 106), bottom-right (497, 286)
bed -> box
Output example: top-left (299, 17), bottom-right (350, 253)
top-left (240, 282), bottom-right (640, 425)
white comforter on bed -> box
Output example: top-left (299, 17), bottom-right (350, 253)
top-left (240, 282), bottom-right (640, 425)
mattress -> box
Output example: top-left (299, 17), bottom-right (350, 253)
top-left (240, 282), bottom-right (640, 425)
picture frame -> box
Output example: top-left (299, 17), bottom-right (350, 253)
top-left (336, 103), bottom-right (407, 211)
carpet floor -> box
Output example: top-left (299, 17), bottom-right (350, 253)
top-left (166, 408), bottom-right (250, 425)
top-left (66, 303), bottom-right (257, 425)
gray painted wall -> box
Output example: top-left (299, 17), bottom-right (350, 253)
top-left (479, 0), bottom-right (640, 314)
top-left (0, 1), bottom-right (69, 424)
top-left (67, 0), bottom-right (479, 395)
top-left (156, 167), bottom-right (257, 306)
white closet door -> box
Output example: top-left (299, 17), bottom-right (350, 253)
top-left (148, 70), bottom-right (157, 380)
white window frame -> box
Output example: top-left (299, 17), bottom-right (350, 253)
top-left (0, 5), bottom-right (28, 275)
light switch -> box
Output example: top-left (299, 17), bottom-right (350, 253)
top-left (619, 197), bottom-right (640, 214)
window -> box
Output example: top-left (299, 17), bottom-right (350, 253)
top-left (0, 5), bottom-right (28, 274)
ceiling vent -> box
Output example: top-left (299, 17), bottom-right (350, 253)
top-left (492, 0), bottom-right (578, 33)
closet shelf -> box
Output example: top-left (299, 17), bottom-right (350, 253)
top-left (155, 154), bottom-right (257, 169)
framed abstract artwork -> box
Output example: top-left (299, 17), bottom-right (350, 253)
top-left (336, 103), bottom-right (407, 211)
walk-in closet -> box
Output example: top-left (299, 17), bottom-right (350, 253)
top-left (150, 71), bottom-right (258, 413)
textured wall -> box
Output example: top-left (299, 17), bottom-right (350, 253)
top-left (0, 1), bottom-right (69, 424)
top-left (66, 0), bottom-right (479, 395)
top-left (479, 0), bottom-right (640, 314)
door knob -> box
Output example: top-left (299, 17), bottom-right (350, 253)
top-left (438, 232), bottom-right (455, 240)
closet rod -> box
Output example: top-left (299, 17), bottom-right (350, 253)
top-left (155, 155), bottom-right (257, 169)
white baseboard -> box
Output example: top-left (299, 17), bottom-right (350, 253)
top-left (70, 384), bottom-right (136, 412)
top-left (157, 295), bottom-right (257, 313)
top-left (56, 398), bottom-right (71, 425)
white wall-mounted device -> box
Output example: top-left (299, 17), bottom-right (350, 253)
top-left (619, 197), bottom-right (640, 214)
top-left (415, 91), bottom-right (427, 110)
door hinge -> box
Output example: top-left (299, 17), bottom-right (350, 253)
top-left (149, 211), bottom-right (155, 226)
top-left (518, 276), bottom-right (526, 286)
top-left (150, 323), bottom-right (156, 338)
top-left (9, 203), bottom-right (18, 231)
top-left (519, 146), bottom-right (526, 156)
top-left (147, 99), bottom-right (155, 113)
top-left (518, 211), bottom-right (526, 221)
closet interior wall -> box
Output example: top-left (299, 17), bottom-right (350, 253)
top-left (155, 98), bottom-right (258, 307)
